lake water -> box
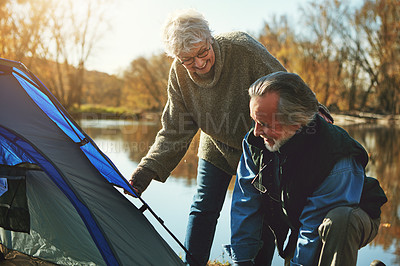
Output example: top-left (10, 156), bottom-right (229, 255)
top-left (79, 118), bottom-right (399, 265)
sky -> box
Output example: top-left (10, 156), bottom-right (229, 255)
top-left (85, 0), bottom-right (304, 75)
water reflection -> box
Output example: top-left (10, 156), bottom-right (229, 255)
top-left (343, 125), bottom-right (400, 265)
top-left (79, 119), bottom-right (399, 265)
top-left (80, 119), bottom-right (201, 185)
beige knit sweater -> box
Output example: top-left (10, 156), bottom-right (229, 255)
top-left (138, 31), bottom-right (286, 181)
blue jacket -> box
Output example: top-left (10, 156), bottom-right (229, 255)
top-left (225, 116), bottom-right (387, 265)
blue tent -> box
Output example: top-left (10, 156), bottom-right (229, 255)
top-left (0, 58), bottom-right (184, 265)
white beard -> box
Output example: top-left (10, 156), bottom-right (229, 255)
top-left (264, 134), bottom-right (292, 152)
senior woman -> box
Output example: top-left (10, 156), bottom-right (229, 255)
top-left (128, 9), bottom-right (286, 265)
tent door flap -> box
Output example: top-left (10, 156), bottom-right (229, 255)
top-left (0, 165), bottom-right (30, 233)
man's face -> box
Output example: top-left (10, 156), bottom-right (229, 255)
top-left (250, 92), bottom-right (300, 152)
top-left (177, 41), bottom-right (215, 75)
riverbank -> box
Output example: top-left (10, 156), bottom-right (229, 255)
top-left (332, 112), bottom-right (400, 126)
top-left (72, 110), bottom-right (400, 127)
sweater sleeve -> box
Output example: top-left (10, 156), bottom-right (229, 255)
top-left (138, 66), bottom-right (199, 182)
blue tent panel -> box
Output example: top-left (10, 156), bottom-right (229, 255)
top-left (0, 126), bottom-right (118, 265)
top-left (0, 58), bottom-right (184, 265)
top-left (11, 65), bottom-right (135, 194)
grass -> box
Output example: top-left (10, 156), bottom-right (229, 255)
top-left (178, 253), bottom-right (232, 265)
top-left (207, 260), bottom-right (231, 265)
top-left (69, 104), bottom-right (141, 119)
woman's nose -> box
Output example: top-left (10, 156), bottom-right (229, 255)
top-left (193, 56), bottom-right (206, 67)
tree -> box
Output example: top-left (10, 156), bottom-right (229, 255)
top-left (0, 0), bottom-right (112, 111)
top-left (122, 54), bottom-right (172, 112)
top-left (372, 0), bottom-right (400, 114)
top-left (0, 0), bottom-right (51, 65)
top-left (338, 0), bottom-right (400, 114)
top-left (297, 0), bottom-right (351, 107)
top-left (0, 1), bottom-right (13, 57)
top-left (258, 15), bottom-right (299, 71)
top-left (83, 71), bottom-right (124, 107)
top-left (40, 0), bottom-right (111, 110)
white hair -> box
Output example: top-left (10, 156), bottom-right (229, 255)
top-left (162, 9), bottom-right (213, 57)
top-left (249, 72), bottom-right (319, 126)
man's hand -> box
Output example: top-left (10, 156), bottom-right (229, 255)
top-left (124, 166), bottom-right (155, 197)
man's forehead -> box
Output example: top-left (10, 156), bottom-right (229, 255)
top-left (250, 93), bottom-right (279, 111)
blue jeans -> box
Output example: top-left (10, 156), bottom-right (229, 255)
top-left (184, 159), bottom-right (232, 266)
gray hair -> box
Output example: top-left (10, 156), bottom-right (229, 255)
top-left (162, 9), bottom-right (213, 57)
top-left (249, 71), bottom-right (319, 126)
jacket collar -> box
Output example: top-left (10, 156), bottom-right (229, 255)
top-left (247, 115), bottom-right (320, 158)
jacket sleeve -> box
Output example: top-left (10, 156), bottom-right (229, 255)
top-left (138, 66), bottom-right (199, 181)
top-left (291, 157), bottom-right (364, 266)
top-left (224, 134), bottom-right (264, 263)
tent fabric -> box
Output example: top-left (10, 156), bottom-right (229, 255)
top-left (0, 165), bottom-right (30, 233)
top-left (11, 65), bottom-right (133, 192)
top-left (0, 58), bottom-right (184, 265)
top-left (0, 126), bottom-right (118, 265)
top-left (0, 178), bottom-right (6, 196)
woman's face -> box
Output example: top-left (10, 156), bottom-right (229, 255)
top-left (177, 41), bottom-right (215, 75)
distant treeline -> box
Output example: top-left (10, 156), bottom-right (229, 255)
top-left (1, 0), bottom-right (399, 115)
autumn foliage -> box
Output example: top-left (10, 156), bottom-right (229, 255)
top-left (0, 0), bottom-right (399, 115)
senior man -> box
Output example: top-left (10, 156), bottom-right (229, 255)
top-left (225, 72), bottom-right (387, 266)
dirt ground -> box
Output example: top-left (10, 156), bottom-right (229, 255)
top-left (0, 245), bottom-right (56, 265)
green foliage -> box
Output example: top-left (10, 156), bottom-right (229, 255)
top-left (72, 104), bottom-right (126, 115)
top-left (69, 104), bottom-right (140, 119)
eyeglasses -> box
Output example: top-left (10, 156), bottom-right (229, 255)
top-left (251, 163), bottom-right (281, 203)
top-left (179, 44), bottom-right (211, 66)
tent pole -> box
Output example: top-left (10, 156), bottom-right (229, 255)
top-left (131, 191), bottom-right (201, 266)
